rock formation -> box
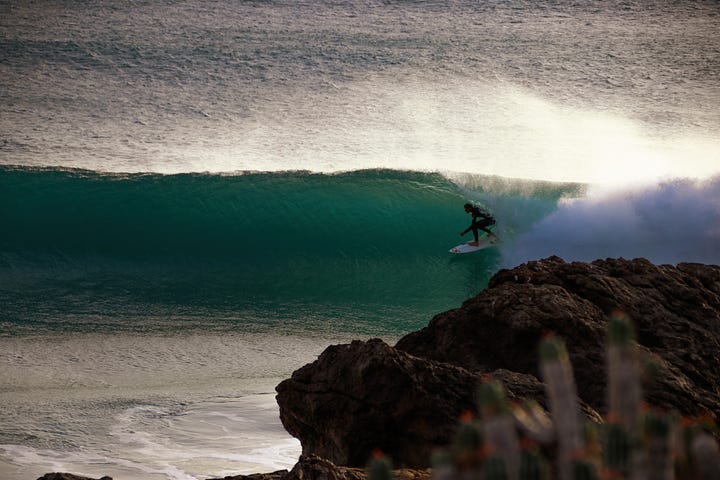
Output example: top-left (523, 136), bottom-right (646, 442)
top-left (276, 339), bottom-right (483, 468)
top-left (397, 257), bottom-right (720, 416)
top-left (36, 474), bottom-right (112, 480)
top-left (207, 454), bottom-right (431, 480)
top-left (277, 257), bottom-right (720, 468)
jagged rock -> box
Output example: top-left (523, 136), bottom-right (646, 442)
top-left (207, 469), bottom-right (289, 480)
top-left (396, 257), bottom-right (720, 417)
top-left (37, 474), bottom-right (112, 480)
top-left (276, 339), bottom-right (483, 468)
top-left (207, 454), bottom-right (430, 480)
top-left (277, 257), bottom-right (720, 468)
top-left (275, 339), bottom-right (600, 468)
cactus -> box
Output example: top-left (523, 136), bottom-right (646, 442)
top-left (451, 412), bottom-right (484, 473)
top-left (642, 409), bottom-right (672, 480)
top-left (454, 413), bottom-right (483, 452)
top-left (518, 449), bottom-right (548, 480)
top-left (482, 455), bottom-right (509, 480)
top-left (539, 335), bottom-right (583, 480)
top-left (603, 421), bottom-right (632, 476)
top-left (572, 460), bottom-right (599, 480)
top-left (607, 313), bottom-right (642, 434)
top-left (479, 380), bottom-right (521, 480)
top-left (691, 431), bottom-right (720, 480)
top-left (606, 313), bottom-right (645, 479)
top-left (367, 450), bottom-right (394, 480)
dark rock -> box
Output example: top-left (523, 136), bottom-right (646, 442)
top-left (276, 339), bottom-right (482, 468)
top-left (37, 474), bottom-right (112, 480)
top-left (277, 257), bottom-right (720, 468)
top-left (276, 340), bottom-right (600, 468)
top-left (287, 455), bottom-right (366, 480)
top-left (207, 454), bottom-right (431, 480)
top-left (397, 256), bottom-right (720, 416)
top-left (207, 469), bottom-right (289, 480)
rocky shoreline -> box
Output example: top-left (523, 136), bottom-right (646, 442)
top-left (39, 257), bottom-right (720, 480)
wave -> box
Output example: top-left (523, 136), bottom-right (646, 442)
top-left (0, 166), bottom-right (578, 334)
top-left (3, 166), bottom-right (717, 336)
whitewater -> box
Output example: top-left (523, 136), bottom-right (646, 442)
top-left (1, 1), bottom-right (719, 479)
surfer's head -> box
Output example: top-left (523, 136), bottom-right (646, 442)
top-left (464, 203), bottom-right (472, 212)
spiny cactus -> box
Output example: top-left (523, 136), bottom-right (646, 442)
top-left (367, 449), bottom-right (394, 480)
top-left (482, 455), bottom-right (508, 480)
top-left (518, 449), bottom-right (548, 480)
top-left (478, 380), bottom-right (521, 480)
top-left (642, 409), bottom-right (673, 480)
top-left (571, 460), bottom-right (599, 480)
top-left (691, 429), bottom-right (720, 479)
top-left (607, 313), bottom-right (642, 434)
top-left (602, 421), bottom-right (632, 476)
top-left (539, 335), bottom-right (583, 480)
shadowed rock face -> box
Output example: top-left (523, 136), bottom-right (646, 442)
top-left (207, 454), bottom-right (431, 480)
top-left (276, 257), bottom-right (720, 469)
top-left (37, 474), bottom-right (112, 480)
top-left (397, 257), bottom-right (720, 416)
top-left (276, 339), bottom-right (483, 468)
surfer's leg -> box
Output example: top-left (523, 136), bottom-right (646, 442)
top-left (478, 218), bottom-right (496, 237)
top-left (468, 224), bottom-right (480, 246)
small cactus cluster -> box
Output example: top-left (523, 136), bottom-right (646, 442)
top-left (370, 312), bottom-right (720, 480)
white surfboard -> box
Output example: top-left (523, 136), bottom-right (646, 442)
top-left (449, 235), bottom-right (500, 254)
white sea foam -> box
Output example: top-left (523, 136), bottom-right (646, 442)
top-left (0, 331), bottom-right (365, 480)
top-left (0, 387), bottom-right (302, 480)
top-left (502, 175), bottom-right (720, 266)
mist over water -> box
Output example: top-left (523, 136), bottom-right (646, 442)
top-left (503, 176), bottom-right (720, 266)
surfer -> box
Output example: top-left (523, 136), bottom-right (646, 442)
top-left (461, 203), bottom-right (497, 246)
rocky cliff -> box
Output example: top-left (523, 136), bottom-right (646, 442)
top-left (276, 257), bottom-right (720, 469)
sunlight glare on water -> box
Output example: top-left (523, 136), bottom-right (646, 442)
top-left (127, 80), bottom-right (719, 186)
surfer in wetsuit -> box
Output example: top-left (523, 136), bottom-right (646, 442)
top-left (461, 203), bottom-right (496, 246)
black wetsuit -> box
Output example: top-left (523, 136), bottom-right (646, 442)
top-left (463, 206), bottom-right (496, 242)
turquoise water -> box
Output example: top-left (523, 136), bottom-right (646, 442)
top-left (0, 166), bottom-right (580, 336)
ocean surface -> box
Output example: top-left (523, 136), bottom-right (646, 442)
top-left (1, 1), bottom-right (719, 479)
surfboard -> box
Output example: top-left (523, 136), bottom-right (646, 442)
top-left (449, 235), bottom-right (500, 254)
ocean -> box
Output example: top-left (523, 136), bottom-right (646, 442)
top-left (1, 1), bottom-right (719, 479)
